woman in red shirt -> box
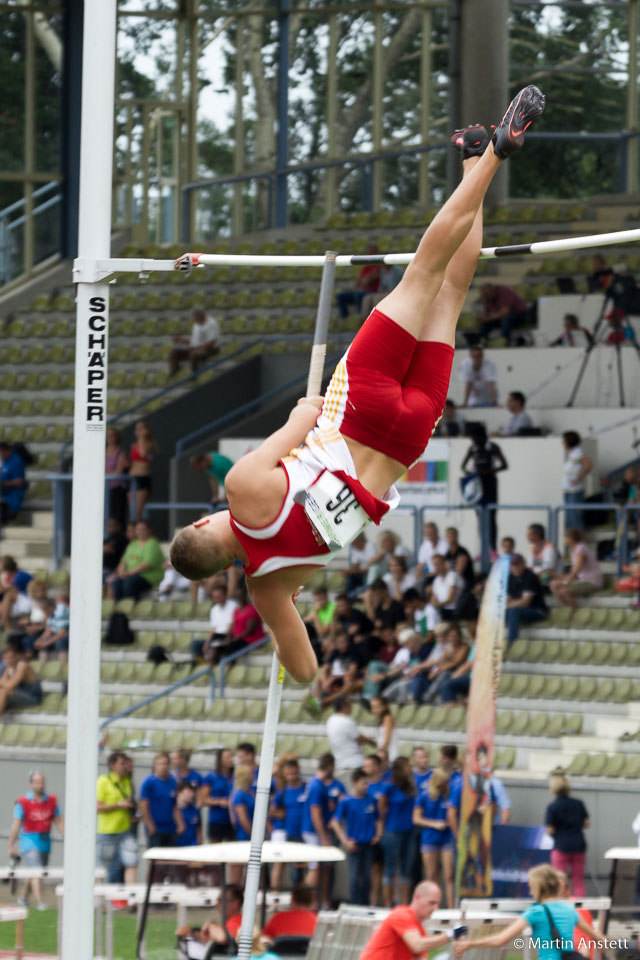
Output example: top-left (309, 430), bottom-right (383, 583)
top-left (231, 583), bottom-right (264, 647)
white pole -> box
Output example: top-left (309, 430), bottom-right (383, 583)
top-left (62, 2), bottom-right (116, 959)
top-left (236, 253), bottom-right (337, 959)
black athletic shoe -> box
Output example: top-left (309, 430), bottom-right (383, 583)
top-left (491, 84), bottom-right (546, 159)
top-left (450, 124), bottom-right (490, 160)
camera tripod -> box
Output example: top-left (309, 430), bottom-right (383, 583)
top-left (567, 292), bottom-right (640, 407)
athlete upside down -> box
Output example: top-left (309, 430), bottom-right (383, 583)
top-left (170, 86), bottom-right (545, 683)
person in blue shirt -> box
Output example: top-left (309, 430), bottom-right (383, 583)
top-left (411, 746), bottom-right (432, 793)
top-left (269, 757), bottom-right (305, 889)
top-left (139, 752), bottom-right (184, 847)
top-left (199, 748), bottom-right (234, 842)
top-left (364, 753), bottom-right (387, 906)
top-left (378, 756), bottom-right (416, 907)
top-left (301, 752), bottom-right (342, 907)
top-left (413, 768), bottom-right (454, 907)
top-left (170, 748), bottom-right (203, 792)
top-left (453, 864), bottom-right (600, 960)
top-left (176, 783), bottom-right (201, 847)
top-left (330, 768), bottom-right (382, 905)
top-left (230, 764), bottom-right (255, 842)
top-left (0, 443), bottom-right (26, 526)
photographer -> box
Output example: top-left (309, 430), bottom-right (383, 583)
top-left (96, 751), bottom-right (138, 883)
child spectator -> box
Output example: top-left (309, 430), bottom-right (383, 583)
top-left (562, 431), bottom-right (593, 530)
top-left (230, 765), bottom-right (255, 841)
top-left (378, 756), bottom-right (416, 907)
top-left (176, 783), bottom-right (201, 846)
top-left (330, 768), bottom-right (382, 905)
top-left (413, 768), bottom-right (454, 907)
top-left (35, 592), bottom-right (70, 664)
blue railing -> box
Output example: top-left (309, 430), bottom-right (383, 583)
top-left (218, 635), bottom-right (271, 697)
top-left (0, 181), bottom-right (61, 286)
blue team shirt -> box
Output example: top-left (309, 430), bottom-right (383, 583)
top-left (172, 768), bottom-right (203, 791)
top-left (414, 791), bottom-right (452, 846)
top-left (302, 777), bottom-right (345, 833)
top-left (13, 791), bottom-right (60, 854)
top-left (231, 788), bottom-right (255, 840)
top-left (272, 783), bottom-right (305, 837)
top-left (380, 782), bottom-right (415, 833)
top-left (140, 774), bottom-right (178, 832)
top-left (0, 453), bottom-right (26, 516)
top-left (334, 795), bottom-right (378, 844)
top-left (325, 778), bottom-right (346, 815)
top-left (202, 772), bottom-right (232, 825)
top-left (366, 780), bottom-right (387, 807)
top-left (414, 770), bottom-right (432, 793)
top-left (176, 803), bottom-right (201, 846)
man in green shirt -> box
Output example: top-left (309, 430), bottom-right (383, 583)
top-left (106, 521), bottom-right (165, 600)
top-left (96, 752), bottom-right (139, 883)
top-left (189, 451), bottom-right (234, 506)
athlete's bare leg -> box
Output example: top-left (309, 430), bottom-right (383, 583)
top-left (376, 145), bottom-right (500, 338)
top-left (418, 155), bottom-right (484, 347)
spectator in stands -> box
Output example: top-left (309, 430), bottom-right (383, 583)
top-left (435, 398), bottom-right (466, 437)
top-left (189, 451), bottom-right (234, 509)
top-left (505, 555), bottom-right (548, 644)
top-left (426, 554), bottom-right (463, 624)
top-left (337, 245), bottom-right (381, 319)
top-left (551, 313), bottom-right (593, 348)
top-left (176, 783), bottom-right (201, 847)
top-left (157, 558), bottom-right (192, 599)
top-left (0, 557), bottom-right (32, 632)
top-left (452, 865), bottom-right (599, 959)
top-left (370, 696), bottom-right (398, 761)
top-left (104, 427), bottom-right (130, 527)
top-left (366, 530), bottom-right (410, 587)
top-left (106, 520), bottom-right (165, 601)
top-left (526, 523), bottom-right (562, 585)
top-left (303, 586), bottom-right (335, 640)
top-left (170, 749), bottom-right (203, 792)
top-left (168, 308), bottom-right (220, 378)
top-left (378, 757), bottom-right (417, 907)
top-left (476, 282), bottom-right (529, 344)
top-left (0, 637), bottom-right (42, 714)
top-left (359, 880), bottom-right (451, 960)
top-left (199, 747), bottom-right (234, 842)
top-left (230, 764), bottom-right (256, 843)
top-left (415, 522), bottom-right (448, 585)
top-left (461, 424), bottom-right (508, 552)
top-left (459, 345), bottom-right (498, 407)
top-left (550, 528), bottom-right (603, 610)
top-left (103, 516), bottom-right (129, 583)
top-left (9, 771), bottom-right (63, 910)
top-left (191, 582), bottom-right (239, 664)
top-left (588, 253), bottom-right (611, 293)
top-left (495, 391), bottom-right (533, 436)
top-left (261, 883), bottom-right (317, 941)
top-left (139, 751), bottom-right (184, 847)
top-left (365, 578), bottom-right (405, 630)
top-left (15, 579), bottom-right (49, 656)
top-left (331, 768), bottom-right (383, 905)
top-left (444, 527), bottom-right (474, 591)
top-left (34, 590), bottom-right (70, 664)
top-left (0, 441), bottom-right (26, 526)
top-left (128, 420), bottom-right (157, 522)
top-left (383, 555), bottom-right (417, 602)
top-left (344, 532), bottom-right (377, 596)
top-left (326, 696), bottom-right (375, 775)
top-left (406, 622), bottom-right (449, 703)
top-left (177, 884), bottom-right (244, 952)
top-left (420, 622), bottom-right (470, 704)
top-left (228, 582), bottom-right (264, 653)
top-left (96, 751), bottom-right (138, 885)
top-left (562, 431), bottom-right (592, 530)
top-left (382, 629), bottom-right (430, 705)
top-left (334, 593), bottom-right (373, 643)
top-left (361, 264), bottom-right (403, 319)
top-left (301, 753), bottom-right (344, 904)
top-left (439, 625), bottom-right (476, 704)
top-left (544, 774), bottom-right (589, 897)
top-left (361, 624), bottom-right (402, 701)
top-left (413, 768), bottom-right (454, 907)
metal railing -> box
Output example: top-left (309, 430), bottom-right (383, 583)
top-left (0, 181), bottom-right (61, 286)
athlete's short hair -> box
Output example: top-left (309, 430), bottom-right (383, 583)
top-left (169, 525), bottom-right (233, 581)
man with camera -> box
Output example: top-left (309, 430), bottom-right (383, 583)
top-left (96, 751), bottom-right (139, 883)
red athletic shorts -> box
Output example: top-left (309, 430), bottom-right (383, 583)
top-left (322, 308), bottom-right (454, 468)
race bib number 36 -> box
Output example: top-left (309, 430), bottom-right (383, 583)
top-left (297, 471), bottom-right (370, 552)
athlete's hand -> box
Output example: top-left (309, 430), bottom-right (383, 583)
top-left (296, 396), bottom-right (324, 411)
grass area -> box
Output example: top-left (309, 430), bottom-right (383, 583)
top-left (0, 908), bottom-right (180, 959)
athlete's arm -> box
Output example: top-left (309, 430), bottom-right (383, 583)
top-left (248, 579), bottom-right (318, 684)
top-left (227, 399), bottom-right (322, 483)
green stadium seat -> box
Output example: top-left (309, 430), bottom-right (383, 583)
top-left (623, 756), bottom-right (640, 778)
top-left (527, 675), bottom-right (545, 698)
top-left (510, 712), bottom-right (530, 736)
top-left (496, 747), bottom-right (515, 769)
top-left (226, 701), bottom-right (247, 721)
top-left (186, 699), bottom-right (205, 721)
top-left (100, 663), bottom-right (118, 683)
top-left (148, 699), bottom-right (168, 719)
top-left (609, 642), bottom-right (628, 665)
top-left (615, 678), bottom-right (633, 702)
top-left (105, 728), bottom-right (127, 749)
top-left (167, 699), bottom-right (187, 720)
top-left (564, 715), bottom-right (583, 735)
top-left (430, 706), bottom-right (449, 729)
top-left (19, 727), bottom-right (38, 747)
top-left (546, 715), bottom-right (565, 738)
top-left (572, 608), bottom-right (592, 629)
top-left (154, 663), bottom-right (174, 683)
top-left (527, 641), bottom-right (545, 662)
top-left (227, 666), bottom-right (247, 686)
top-left (115, 598), bottom-right (135, 616)
top-left (99, 695), bottom-right (115, 716)
top-left (136, 631), bottom-right (157, 650)
top-left (543, 677), bottom-right (563, 699)
top-left (592, 642), bottom-right (610, 664)
top-left (205, 700), bottom-right (226, 720)
top-left (626, 645), bottom-right (640, 667)
top-left (195, 602), bottom-right (212, 619)
top-left (496, 711), bottom-right (514, 735)
top-left (511, 675), bottom-right (529, 698)
top-left (54, 727), bottom-right (67, 749)
top-left (528, 714), bottom-right (548, 736)
top-left (607, 609), bottom-right (626, 630)
top-left (590, 608), bottom-right (608, 629)
top-left (40, 693), bottom-right (62, 714)
top-left (117, 663), bottom-right (137, 684)
top-left (498, 674), bottom-right (513, 695)
top-left (281, 703), bottom-right (303, 724)
top-left (134, 600), bottom-right (155, 619)
top-left (577, 641), bottom-right (594, 663)
top-left (246, 701), bottom-right (266, 722)
top-left (294, 736), bottom-right (316, 757)
top-left (562, 676), bottom-right (579, 698)
top-left (42, 661), bottom-right (65, 681)
top-left (577, 677), bottom-right (597, 700)
top-left (37, 727), bottom-right (56, 748)
top-left (604, 755), bottom-right (625, 778)
top-left (507, 640), bottom-right (528, 662)
top-left (112, 695), bottom-right (132, 715)
top-left (413, 705), bottom-right (433, 726)
top-left (566, 753), bottom-right (589, 775)
top-left (584, 754), bottom-right (607, 777)
top-left (0, 724), bottom-right (20, 746)
top-left (596, 678), bottom-right (615, 700)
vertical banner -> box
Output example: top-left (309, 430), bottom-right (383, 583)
top-left (456, 554), bottom-right (509, 899)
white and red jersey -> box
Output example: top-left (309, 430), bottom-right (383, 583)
top-left (229, 417), bottom-right (400, 578)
